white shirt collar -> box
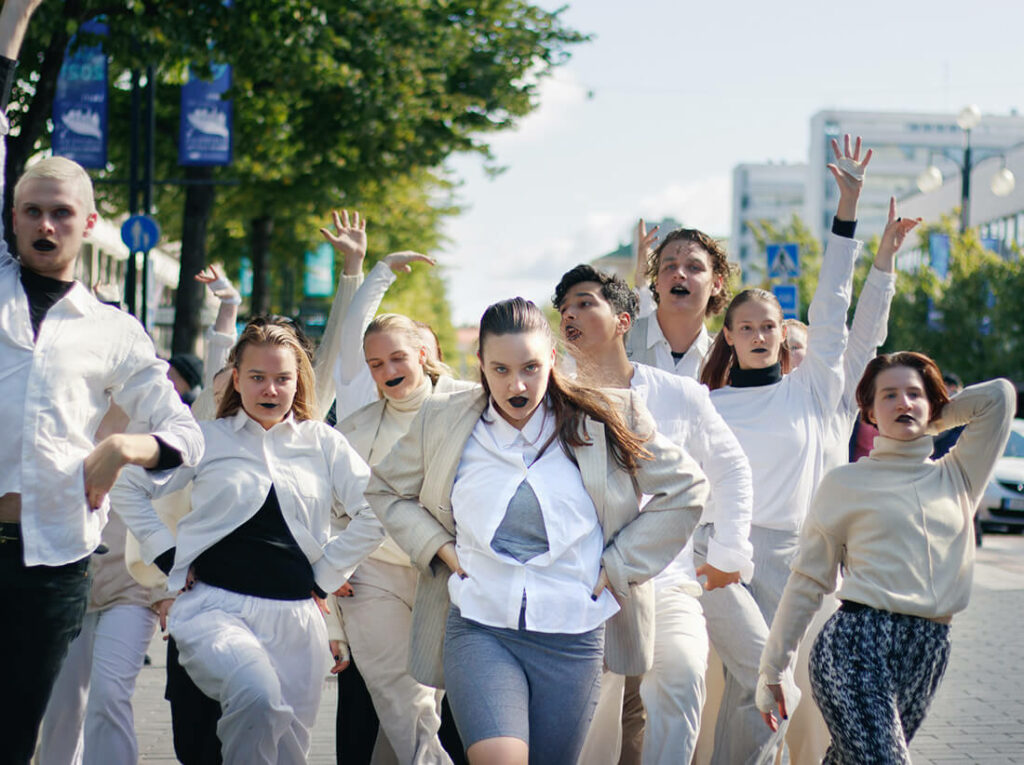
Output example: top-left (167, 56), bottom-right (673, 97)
top-left (485, 398), bottom-right (553, 451)
top-left (229, 406), bottom-right (298, 434)
top-left (647, 312), bottom-right (711, 358)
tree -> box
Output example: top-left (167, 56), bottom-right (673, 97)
top-left (8, 1), bottom-right (588, 356)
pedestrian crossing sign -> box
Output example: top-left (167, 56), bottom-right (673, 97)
top-left (766, 243), bottom-right (800, 279)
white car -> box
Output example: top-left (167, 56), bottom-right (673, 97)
top-left (977, 419), bottom-right (1024, 535)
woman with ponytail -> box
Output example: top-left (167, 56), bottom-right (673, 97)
top-left (697, 135), bottom-right (870, 734)
top-left (365, 297), bottom-right (709, 765)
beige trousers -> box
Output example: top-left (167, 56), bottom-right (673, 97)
top-left (340, 557), bottom-right (452, 765)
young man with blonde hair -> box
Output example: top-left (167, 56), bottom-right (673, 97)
top-left (0, 2), bottom-right (203, 761)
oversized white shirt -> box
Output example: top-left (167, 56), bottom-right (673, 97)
top-left (629, 363), bottom-right (754, 592)
top-left (449, 401), bottom-right (619, 633)
top-left (709, 233), bottom-right (859, 532)
top-left (110, 409), bottom-right (383, 594)
top-left (0, 117), bottom-right (203, 565)
top-left (625, 313), bottom-right (712, 380)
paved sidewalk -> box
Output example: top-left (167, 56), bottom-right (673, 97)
top-left (131, 535), bottom-right (1024, 762)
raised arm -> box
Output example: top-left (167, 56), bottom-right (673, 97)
top-left (313, 209), bottom-right (368, 419)
top-left (0, 0), bottom-right (43, 262)
top-left (109, 461), bottom-right (196, 568)
top-left (932, 378), bottom-right (1016, 505)
top-left (333, 250), bottom-right (435, 420)
top-left (195, 264), bottom-right (240, 387)
top-left (842, 198), bottom-right (919, 412)
top-left (633, 219), bottom-right (659, 318)
top-left (794, 135), bottom-right (867, 414)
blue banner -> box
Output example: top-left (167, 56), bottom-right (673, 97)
top-left (179, 64), bottom-right (233, 166)
top-left (304, 242), bottom-right (335, 297)
top-left (929, 233), bottom-right (950, 280)
top-left (52, 20), bottom-right (108, 168)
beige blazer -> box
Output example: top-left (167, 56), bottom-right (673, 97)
top-left (365, 386), bottom-right (709, 688)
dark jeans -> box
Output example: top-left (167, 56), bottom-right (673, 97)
top-left (0, 535), bottom-right (90, 765)
top-left (166, 636), bottom-right (223, 765)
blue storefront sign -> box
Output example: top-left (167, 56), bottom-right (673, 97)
top-left (179, 64), bottom-right (233, 166)
top-left (52, 20), bottom-right (108, 168)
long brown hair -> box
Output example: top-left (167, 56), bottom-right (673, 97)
top-left (855, 351), bottom-right (950, 425)
top-left (478, 297), bottom-right (652, 473)
top-left (699, 289), bottom-right (791, 391)
top-left (216, 323), bottom-right (318, 422)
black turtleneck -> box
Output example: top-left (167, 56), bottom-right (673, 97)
top-left (729, 362), bottom-right (783, 388)
top-left (20, 267), bottom-right (75, 341)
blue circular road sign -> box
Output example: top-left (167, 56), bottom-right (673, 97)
top-left (121, 214), bottom-right (161, 254)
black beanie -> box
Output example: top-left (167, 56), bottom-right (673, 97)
top-left (168, 353), bottom-right (204, 390)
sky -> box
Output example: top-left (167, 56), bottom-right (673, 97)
top-left (438, 0), bottom-right (1024, 325)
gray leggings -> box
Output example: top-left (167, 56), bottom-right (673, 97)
top-left (443, 606), bottom-right (604, 764)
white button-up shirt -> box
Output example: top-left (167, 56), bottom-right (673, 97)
top-left (110, 409), bottom-right (383, 594)
top-left (629, 363), bottom-right (754, 592)
top-left (626, 311), bottom-right (712, 380)
top-left (0, 240), bottom-right (203, 565)
top-left (449, 401), bottom-right (618, 633)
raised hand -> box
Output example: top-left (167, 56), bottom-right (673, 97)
top-left (320, 209), bottom-right (367, 276)
top-left (195, 264), bottom-right (241, 304)
top-left (381, 250), bottom-right (435, 274)
top-left (827, 134), bottom-right (872, 221)
top-left (634, 219), bottom-right (660, 288)
top-left (875, 197), bottom-right (921, 271)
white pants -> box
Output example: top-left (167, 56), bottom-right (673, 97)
top-left (577, 587), bottom-right (708, 765)
top-left (340, 557), bottom-right (451, 765)
top-left (169, 583), bottom-right (330, 765)
top-left (37, 604), bottom-right (158, 765)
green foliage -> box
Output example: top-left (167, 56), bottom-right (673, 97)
top-left (9, 0), bottom-right (588, 357)
top-left (742, 212), bottom-right (1024, 384)
top-left (883, 218), bottom-right (1024, 384)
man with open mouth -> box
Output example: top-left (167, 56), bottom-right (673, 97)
top-left (0, 2), bottom-right (203, 761)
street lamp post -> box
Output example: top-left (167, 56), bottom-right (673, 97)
top-left (915, 104), bottom-right (1016, 235)
top-left (957, 104), bottom-right (981, 235)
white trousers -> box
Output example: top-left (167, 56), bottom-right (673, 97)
top-left (577, 586), bottom-right (708, 765)
top-left (340, 557), bottom-right (452, 765)
top-left (37, 604), bottom-right (158, 765)
top-left (168, 583), bottom-right (330, 765)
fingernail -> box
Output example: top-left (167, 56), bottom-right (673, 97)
top-left (333, 655), bottom-right (340, 661)
top-left (590, 594), bottom-right (598, 601)
top-left (459, 572), bottom-right (467, 580)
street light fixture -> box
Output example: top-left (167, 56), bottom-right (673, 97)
top-left (914, 105), bottom-right (1016, 233)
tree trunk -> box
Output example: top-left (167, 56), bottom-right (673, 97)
top-left (249, 214), bottom-right (273, 315)
top-left (171, 165), bottom-right (215, 355)
top-left (2, 2), bottom-right (78, 249)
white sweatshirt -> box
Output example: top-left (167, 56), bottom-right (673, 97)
top-left (709, 233), bottom-right (859, 532)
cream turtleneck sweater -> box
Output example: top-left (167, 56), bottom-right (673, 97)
top-left (761, 379), bottom-right (1015, 684)
top-left (364, 377), bottom-right (432, 566)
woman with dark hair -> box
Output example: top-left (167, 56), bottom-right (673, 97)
top-left (111, 323), bottom-right (384, 764)
top-left (759, 354), bottom-right (1014, 761)
top-left (365, 297), bottom-right (708, 764)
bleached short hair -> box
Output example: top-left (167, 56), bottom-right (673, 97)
top-left (14, 156), bottom-right (96, 215)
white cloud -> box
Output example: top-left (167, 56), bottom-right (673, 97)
top-left (489, 67), bottom-right (590, 148)
top-left (442, 175), bottom-right (732, 325)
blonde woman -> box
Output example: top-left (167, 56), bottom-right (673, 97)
top-left (111, 323), bottom-right (383, 764)
top-left (331, 311), bottom-right (475, 764)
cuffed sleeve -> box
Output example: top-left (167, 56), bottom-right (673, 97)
top-left (110, 462), bottom-right (195, 566)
